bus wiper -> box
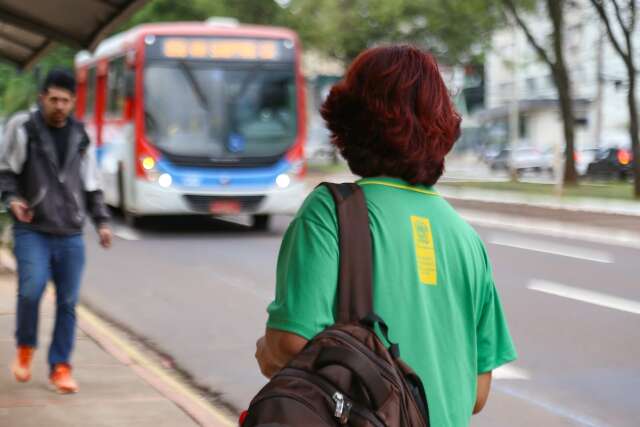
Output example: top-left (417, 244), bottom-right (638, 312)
top-left (230, 63), bottom-right (263, 102)
top-left (178, 60), bottom-right (210, 110)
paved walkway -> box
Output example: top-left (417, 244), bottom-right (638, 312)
top-left (0, 271), bottom-right (233, 427)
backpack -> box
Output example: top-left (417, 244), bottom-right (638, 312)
top-left (241, 182), bottom-right (430, 427)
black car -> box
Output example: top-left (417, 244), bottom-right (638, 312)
top-left (586, 147), bottom-right (633, 180)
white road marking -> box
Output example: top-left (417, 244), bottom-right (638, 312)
top-left (528, 280), bottom-right (640, 315)
top-left (458, 208), bottom-right (640, 250)
top-left (112, 227), bottom-right (141, 241)
top-left (495, 384), bottom-right (610, 427)
top-left (490, 234), bottom-right (614, 263)
top-left (493, 365), bottom-right (531, 380)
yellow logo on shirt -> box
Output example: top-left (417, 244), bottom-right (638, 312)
top-left (411, 216), bottom-right (437, 286)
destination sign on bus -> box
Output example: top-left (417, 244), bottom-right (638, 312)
top-left (154, 37), bottom-right (292, 61)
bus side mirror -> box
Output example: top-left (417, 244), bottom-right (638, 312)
top-left (125, 70), bottom-right (136, 98)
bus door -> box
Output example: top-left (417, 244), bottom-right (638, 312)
top-left (100, 56), bottom-right (135, 207)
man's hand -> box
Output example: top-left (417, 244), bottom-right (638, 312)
top-left (98, 226), bottom-right (113, 249)
top-left (9, 199), bottom-right (33, 223)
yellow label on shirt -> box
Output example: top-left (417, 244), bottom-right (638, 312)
top-left (411, 216), bottom-right (437, 286)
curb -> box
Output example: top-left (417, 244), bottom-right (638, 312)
top-left (77, 307), bottom-right (236, 427)
top-left (435, 185), bottom-right (640, 218)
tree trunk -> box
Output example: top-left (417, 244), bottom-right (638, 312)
top-left (548, 0), bottom-right (577, 185)
top-left (626, 58), bottom-right (640, 197)
top-left (554, 62), bottom-right (578, 185)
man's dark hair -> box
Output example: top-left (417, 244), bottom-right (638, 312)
top-left (41, 69), bottom-right (76, 94)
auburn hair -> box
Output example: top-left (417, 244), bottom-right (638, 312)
top-left (321, 45), bottom-right (461, 186)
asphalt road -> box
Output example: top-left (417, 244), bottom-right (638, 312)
top-left (81, 208), bottom-right (640, 427)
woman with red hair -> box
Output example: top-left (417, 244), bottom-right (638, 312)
top-left (256, 45), bottom-right (517, 426)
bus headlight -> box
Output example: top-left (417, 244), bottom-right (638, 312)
top-left (140, 155), bottom-right (161, 181)
top-left (141, 156), bottom-right (156, 171)
top-left (276, 173), bottom-right (291, 189)
top-left (158, 173), bottom-right (173, 188)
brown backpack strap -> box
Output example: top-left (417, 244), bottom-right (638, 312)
top-left (322, 182), bottom-right (373, 323)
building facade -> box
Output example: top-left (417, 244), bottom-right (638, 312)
top-left (481, 0), bottom-right (638, 152)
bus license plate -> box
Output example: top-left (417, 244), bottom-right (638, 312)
top-left (210, 200), bottom-right (242, 214)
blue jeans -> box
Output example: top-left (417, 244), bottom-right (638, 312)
top-left (13, 226), bottom-right (85, 369)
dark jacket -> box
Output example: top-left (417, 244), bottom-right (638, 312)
top-left (0, 109), bottom-right (109, 235)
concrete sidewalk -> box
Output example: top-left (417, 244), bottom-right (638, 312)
top-left (0, 271), bottom-right (234, 427)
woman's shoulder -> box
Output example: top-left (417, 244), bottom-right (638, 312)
top-left (294, 184), bottom-right (339, 231)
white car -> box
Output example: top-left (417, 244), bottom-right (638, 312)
top-left (511, 147), bottom-right (553, 174)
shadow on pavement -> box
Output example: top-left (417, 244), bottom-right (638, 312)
top-left (109, 208), bottom-right (290, 238)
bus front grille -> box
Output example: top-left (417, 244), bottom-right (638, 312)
top-left (183, 195), bottom-right (265, 213)
top-left (161, 151), bottom-right (284, 169)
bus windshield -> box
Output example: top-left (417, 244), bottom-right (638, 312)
top-left (143, 61), bottom-right (297, 161)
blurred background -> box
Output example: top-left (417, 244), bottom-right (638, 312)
top-left (0, 1), bottom-right (638, 427)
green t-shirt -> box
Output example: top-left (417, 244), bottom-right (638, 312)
top-left (267, 177), bottom-right (517, 427)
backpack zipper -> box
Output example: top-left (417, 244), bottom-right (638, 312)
top-left (332, 391), bottom-right (352, 424)
top-left (319, 330), bottom-right (424, 425)
top-left (280, 368), bottom-right (385, 427)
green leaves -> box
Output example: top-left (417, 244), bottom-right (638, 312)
top-left (0, 45), bottom-right (75, 115)
top-left (122, 0), bottom-right (288, 30)
top-left (284, 0), bottom-right (507, 63)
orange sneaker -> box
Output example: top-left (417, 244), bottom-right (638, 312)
top-left (11, 346), bottom-right (34, 382)
top-left (50, 363), bottom-right (79, 394)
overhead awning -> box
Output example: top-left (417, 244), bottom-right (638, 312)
top-left (0, 0), bottom-right (148, 69)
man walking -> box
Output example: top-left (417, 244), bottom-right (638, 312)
top-left (0, 69), bottom-right (112, 394)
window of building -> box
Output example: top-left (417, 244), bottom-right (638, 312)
top-left (575, 117), bottom-right (588, 127)
top-left (85, 67), bottom-right (96, 116)
top-left (106, 57), bottom-right (126, 117)
top-left (519, 114), bottom-right (528, 138)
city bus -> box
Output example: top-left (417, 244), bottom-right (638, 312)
top-left (75, 19), bottom-right (307, 229)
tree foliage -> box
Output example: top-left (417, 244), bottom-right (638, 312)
top-left (0, 45), bottom-right (76, 116)
top-left (283, 0), bottom-right (506, 63)
top-left (122, 0), bottom-right (287, 29)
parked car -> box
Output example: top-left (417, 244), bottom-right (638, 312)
top-left (537, 146), bottom-right (601, 177)
top-left (574, 147), bottom-right (600, 176)
top-left (486, 147), bottom-right (511, 171)
top-left (586, 147), bottom-right (634, 180)
top-left (485, 145), bottom-right (553, 174)
top-left (511, 146), bottom-right (553, 174)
